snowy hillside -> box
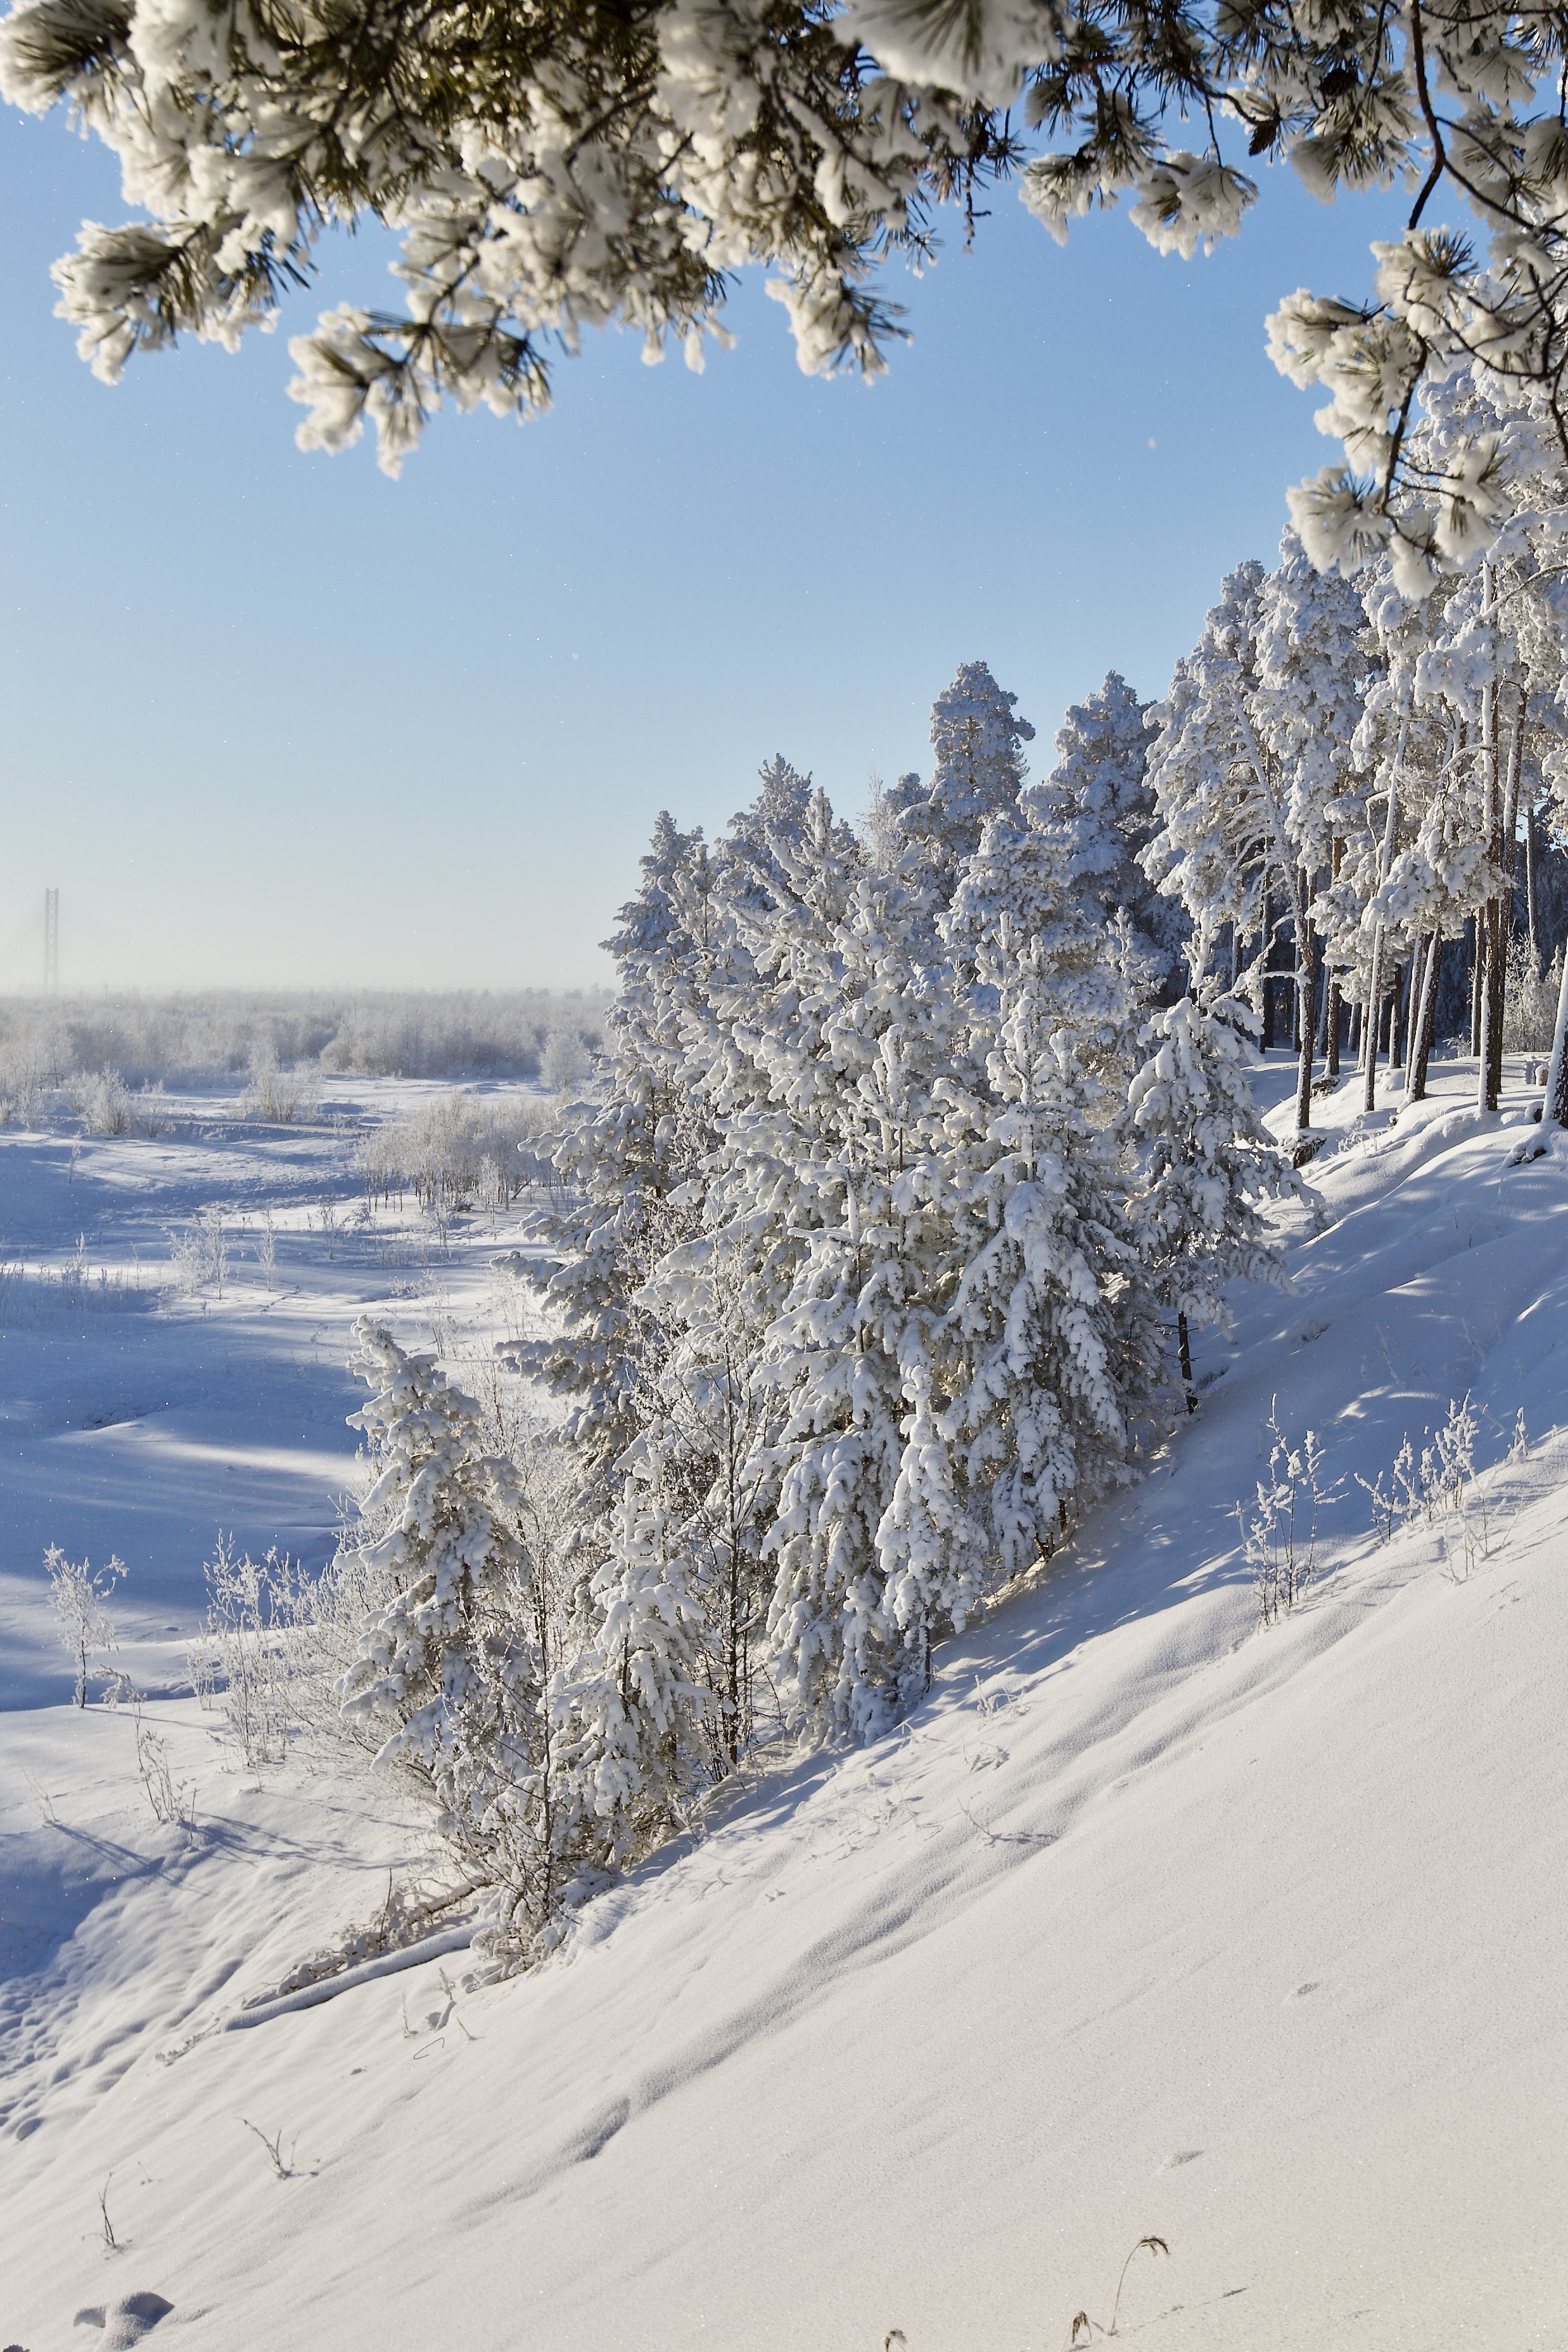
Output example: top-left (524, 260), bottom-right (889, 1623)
top-left (2, 1056), bottom-right (1565, 2352)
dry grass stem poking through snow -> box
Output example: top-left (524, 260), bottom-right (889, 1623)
top-left (241, 2120), bottom-right (295, 2178)
top-left (1067, 2234), bottom-right (1170, 2342)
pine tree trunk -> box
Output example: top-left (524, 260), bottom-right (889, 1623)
top-left (1411, 932), bottom-right (1442, 1102)
top-left (1390, 959), bottom-right (1408, 1073)
top-left (1349, 998), bottom-right (1361, 1064)
top-left (1326, 979), bottom-right (1342, 1078)
top-left (1470, 916), bottom-right (1484, 1058)
top-left (1363, 933), bottom-right (1384, 1111)
top-left (1260, 894), bottom-right (1275, 1051)
top-left (1526, 803), bottom-right (1538, 959)
top-left (1178, 1310), bottom-right (1195, 1413)
top-left (1546, 945), bottom-right (1568, 1125)
top-left (1489, 898), bottom-right (1507, 1106)
top-left (1294, 887), bottom-right (1317, 1135)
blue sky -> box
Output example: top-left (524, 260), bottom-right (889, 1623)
top-left (0, 102), bottom-right (1407, 992)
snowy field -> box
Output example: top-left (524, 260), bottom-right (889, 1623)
top-left (2, 1056), bottom-right (1565, 2352)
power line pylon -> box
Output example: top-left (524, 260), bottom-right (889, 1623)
top-left (44, 888), bottom-right (59, 994)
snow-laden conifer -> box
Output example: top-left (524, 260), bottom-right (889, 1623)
top-left (525, 812), bottom-right (718, 1507)
top-left (1027, 670), bottom-right (1183, 985)
top-left (718, 792), bottom-right (967, 1737)
top-left (892, 661), bottom-right (1034, 900)
top-left (547, 1438), bottom-right (714, 1867)
top-left (1126, 992), bottom-right (1307, 1406)
top-left (933, 938), bottom-right (1156, 1589)
top-left (336, 1320), bottom-right (584, 1952)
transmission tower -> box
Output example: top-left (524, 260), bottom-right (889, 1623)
top-left (44, 888), bottom-right (58, 994)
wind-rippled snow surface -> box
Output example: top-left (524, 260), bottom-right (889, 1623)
top-left (2, 1062), bottom-right (1565, 2351)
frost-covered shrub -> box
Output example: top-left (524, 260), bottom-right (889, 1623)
top-left (357, 1091), bottom-right (561, 1211)
top-left (68, 1068), bottom-right (131, 1134)
top-left (167, 1205), bottom-right (227, 1296)
top-left (1502, 941), bottom-right (1560, 1055)
top-left (190, 1537), bottom-right (306, 1768)
top-left (238, 1047), bottom-right (320, 1124)
top-left (133, 1082), bottom-right (172, 1137)
top-left (541, 1025), bottom-right (592, 1094)
top-left (45, 1544), bottom-right (125, 1707)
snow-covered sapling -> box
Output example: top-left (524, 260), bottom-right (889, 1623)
top-left (1240, 1408), bottom-right (1334, 1625)
top-left (132, 1706), bottom-right (198, 1837)
top-left (45, 1545), bottom-right (125, 1708)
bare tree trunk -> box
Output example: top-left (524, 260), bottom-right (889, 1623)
top-left (1178, 1311), bottom-right (1195, 1413)
top-left (1476, 580), bottom-right (1502, 1113)
top-left (1349, 998), bottom-right (1361, 1064)
top-left (1526, 801), bottom-right (1539, 959)
top-left (1326, 978), bottom-right (1342, 1078)
top-left (1546, 944), bottom-right (1568, 1125)
top-left (1485, 682), bottom-right (1527, 1109)
top-left (1294, 879), bottom-right (1317, 1135)
top-left (1470, 916), bottom-right (1484, 1057)
top-left (1411, 932), bottom-right (1443, 1102)
top-left (1260, 893), bottom-right (1276, 1051)
top-left (1364, 734), bottom-right (1405, 1112)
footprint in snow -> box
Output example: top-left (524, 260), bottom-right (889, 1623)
top-left (1162, 2149), bottom-right (1204, 2171)
top-left (73, 2294), bottom-right (174, 2348)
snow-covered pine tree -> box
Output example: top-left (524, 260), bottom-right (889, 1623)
top-left (934, 939), bottom-right (1157, 1588)
top-left (891, 661), bottom-right (1034, 902)
top-left (1126, 990), bottom-right (1308, 1408)
top-left (336, 1320), bottom-right (578, 1948)
top-left (1252, 531), bottom-right (1372, 1126)
top-left (1026, 670), bottom-right (1185, 988)
top-left (524, 812), bottom-right (718, 1515)
top-left (718, 789), bottom-right (969, 1739)
top-left (924, 807), bottom-right (1164, 1594)
top-left (1144, 547), bottom-right (1373, 1143)
top-left (546, 1435), bottom-right (715, 1869)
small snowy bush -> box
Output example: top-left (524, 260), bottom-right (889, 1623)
top-left (167, 1205), bottom-right (227, 1297)
top-left (239, 1047), bottom-right (319, 1124)
top-left (357, 1092), bottom-right (559, 1213)
top-left (1502, 942), bottom-right (1560, 1056)
top-left (45, 1544), bottom-right (125, 1707)
top-left (1239, 1407), bottom-right (1335, 1625)
top-left (191, 1537), bottom-right (305, 1769)
top-left (67, 1068), bottom-right (131, 1135)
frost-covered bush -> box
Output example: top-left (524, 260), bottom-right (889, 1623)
top-left (541, 1026), bottom-right (592, 1094)
top-left (45, 1544), bottom-right (125, 1708)
top-left (238, 1046), bottom-right (320, 1124)
top-left (133, 1083), bottom-right (171, 1137)
top-left (167, 1206), bottom-right (227, 1297)
top-left (1502, 942), bottom-right (1561, 1054)
top-left (357, 1091), bottom-right (562, 1212)
top-left (189, 1537), bottom-right (305, 1769)
top-left (67, 1067), bottom-right (131, 1134)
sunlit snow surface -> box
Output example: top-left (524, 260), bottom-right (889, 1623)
top-left (2, 1059), bottom-right (1565, 2352)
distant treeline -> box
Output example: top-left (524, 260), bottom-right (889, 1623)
top-left (0, 988), bottom-right (606, 1106)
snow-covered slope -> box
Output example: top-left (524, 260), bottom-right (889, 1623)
top-left (3, 1060), bottom-right (1565, 2352)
